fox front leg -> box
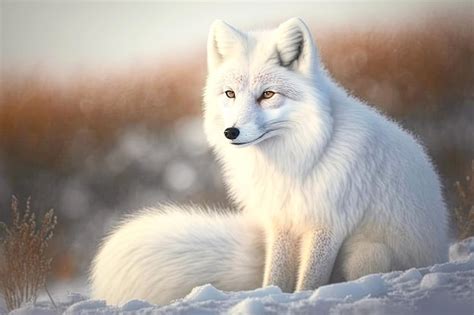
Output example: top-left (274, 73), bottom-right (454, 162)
top-left (296, 228), bottom-right (342, 291)
top-left (262, 227), bottom-right (300, 292)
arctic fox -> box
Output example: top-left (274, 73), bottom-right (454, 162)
top-left (91, 18), bottom-right (449, 305)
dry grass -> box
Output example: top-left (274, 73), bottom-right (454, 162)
top-left (0, 59), bottom-right (205, 170)
top-left (0, 196), bottom-right (57, 311)
top-left (317, 20), bottom-right (473, 116)
top-left (453, 161), bottom-right (474, 239)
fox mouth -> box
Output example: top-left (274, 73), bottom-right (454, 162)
top-left (231, 129), bottom-right (277, 146)
top-left (230, 121), bottom-right (289, 146)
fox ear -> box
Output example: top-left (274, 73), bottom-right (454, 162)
top-left (274, 18), bottom-right (318, 77)
top-left (207, 20), bottom-right (245, 72)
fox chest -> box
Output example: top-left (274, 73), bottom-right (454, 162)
top-left (225, 160), bottom-right (313, 224)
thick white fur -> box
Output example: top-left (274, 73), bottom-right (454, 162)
top-left (203, 18), bottom-right (449, 291)
top-left (91, 205), bottom-right (264, 305)
top-left (91, 17), bottom-right (449, 305)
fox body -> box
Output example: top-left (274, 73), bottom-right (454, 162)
top-left (204, 17), bottom-right (448, 291)
top-left (91, 18), bottom-right (449, 305)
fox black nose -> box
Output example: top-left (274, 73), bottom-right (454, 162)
top-left (224, 127), bottom-right (240, 140)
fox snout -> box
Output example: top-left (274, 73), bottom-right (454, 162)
top-left (224, 127), bottom-right (240, 140)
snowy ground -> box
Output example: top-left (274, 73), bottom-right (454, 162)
top-left (4, 237), bottom-right (474, 315)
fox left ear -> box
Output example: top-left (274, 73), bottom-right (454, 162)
top-left (274, 18), bottom-right (319, 77)
top-left (207, 20), bottom-right (246, 72)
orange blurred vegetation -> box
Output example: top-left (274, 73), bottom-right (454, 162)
top-left (1, 15), bottom-right (472, 171)
top-left (0, 60), bottom-right (205, 170)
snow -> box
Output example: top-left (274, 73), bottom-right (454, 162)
top-left (64, 300), bottom-right (107, 314)
top-left (184, 284), bottom-right (228, 302)
top-left (4, 237), bottom-right (474, 315)
top-left (419, 273), bottom-right (451, 289)
top-left (119, 300), bottom-right (153, 312)
top-left (229, 298), bottom-right (265, 315)
top-left (310, 274), bottom-right (387, 301)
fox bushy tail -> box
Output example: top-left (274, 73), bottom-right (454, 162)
top-left (90, 205), bottom-right (265, 305)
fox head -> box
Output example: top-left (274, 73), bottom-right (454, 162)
top-left (203, 18), bottom-right (333, 154)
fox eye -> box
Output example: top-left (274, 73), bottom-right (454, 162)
top-left (262, 91), bottom-right (275, 99)
top-left (225, 90), bottom-right (235, 98)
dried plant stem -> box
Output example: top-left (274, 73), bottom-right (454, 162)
top-left (44, 283), bottom-right (57, 310)
top-left (0, 196), bottom-right (57, 311)
top-left (454, 160), bottom-right (474, 239)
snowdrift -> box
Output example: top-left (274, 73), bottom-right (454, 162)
top-left (4, 237), bottom-right (474, 315)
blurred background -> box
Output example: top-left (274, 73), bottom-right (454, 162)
top-left (1, 1), bottom-right (473, 295)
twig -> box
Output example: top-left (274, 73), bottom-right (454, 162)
top-left (44, 283), bottom-right (57, 310)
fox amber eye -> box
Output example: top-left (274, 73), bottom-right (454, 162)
top-left (262, 91), bottom-right (275, 99)
top-left (225, 90), bottom-right (235, 98)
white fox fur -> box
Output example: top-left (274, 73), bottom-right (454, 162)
top-left (204, 17), bottom-right (449, 290)
top-left (91, 205), bottom-right (265, 305)
top-left (91, 18), bottom-right (449, 305)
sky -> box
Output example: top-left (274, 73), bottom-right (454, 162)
top-left (0, 1), bottom-right (469, 75)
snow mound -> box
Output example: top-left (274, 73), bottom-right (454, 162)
top-left (184, 284), bottom-right (227, 302)
top-left (6, 237), bottom-right (474, 315)
top-left (229, 298), bottom-right (265, 315)
top-left (64, 300), bottom-right (106, 313)
top-left (420, 272), bottom-right (451, 289)
top-left (310, 273), bottom-right (387, 301)
top-left (120, 300), bottom-right (153, 311)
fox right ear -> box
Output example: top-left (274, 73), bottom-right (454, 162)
top-left (275, 18), bottom-right (319, 77)
top-left (207, 20), bottom-right (245, 72)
